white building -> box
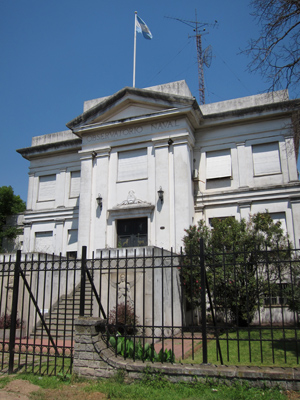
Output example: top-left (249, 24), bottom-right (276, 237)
top-left (17, 80), bottom-right (300, 257)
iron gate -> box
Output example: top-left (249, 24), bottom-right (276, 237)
top-left (0, 250), bottom-right (92, 374)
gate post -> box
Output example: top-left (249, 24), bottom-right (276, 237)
top-left (80, 246), bottom-right (87, 317)
top-left (200, 238), bottom-right (207, 364)
top-left (8, 250), bottom-right (21, 374)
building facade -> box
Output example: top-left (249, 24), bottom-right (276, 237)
top-left (17, 81), bottom-right (300, 257)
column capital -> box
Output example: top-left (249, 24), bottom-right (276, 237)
top-left (79, 147), bottom-right (111, 160)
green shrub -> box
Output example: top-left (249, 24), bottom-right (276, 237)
top-left (108, 302), bottom-right (138, 335)
top-left (181, 213), bottom-right (291, 327)
top-left (109, 335), bottom-right (175, 363)
top-left (0, 313), bottom-right (23, 329)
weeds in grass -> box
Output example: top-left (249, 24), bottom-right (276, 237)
top-left (56, 371), bottom-right (72, 382)
top-left (111, 369), bottom-right (126, 384)
top-left (0, 376), bottom-right (10, 389)
top-left (0, 371), bottom-right (289, 400)
top-left (141, 366), bottom-right (170, 389)
top-left (17, 372), bottom-right (72, 389)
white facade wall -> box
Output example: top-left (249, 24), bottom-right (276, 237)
top-left (21, 149), bottom-right (81, 255)
top-left (17, 81), bottom-right (300, 257)
top-left (194, 113), bottom-right (300, 247)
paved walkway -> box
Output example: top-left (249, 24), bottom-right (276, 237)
top-left (154, 332), bottom-right (203, 360)
top-left (1, 334), bottom-right (202, 361)
top-left (0, 338), bottom-right (74, 355)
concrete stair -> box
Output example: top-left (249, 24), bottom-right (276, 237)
top-left (34, 282), bottom-right (93, 339)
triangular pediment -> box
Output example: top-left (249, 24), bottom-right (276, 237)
top-left (94, 99), bottom-right (174, 124)
top-left (66, 85), bottom-right (202, 133)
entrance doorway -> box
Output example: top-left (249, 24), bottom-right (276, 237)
top-left (117, 217), bottom-right (147, 247)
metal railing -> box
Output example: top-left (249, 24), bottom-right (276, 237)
top-left (0, 251), bottom-right (87, 374)
top-left (1, 242), bottom-right (300, 373)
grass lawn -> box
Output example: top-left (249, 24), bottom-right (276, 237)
top-left (182, 328), bottom-right (300, 367)
top-left (0, 370), bottom-right (291, 400)
top-left (0, 352), bottom-right (72, 376)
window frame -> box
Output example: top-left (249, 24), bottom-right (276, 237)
top-left (117, 148), bottom-right (148, 182)
top-left (38, 174), bottom-right (56, 202)
top-left (252, 142), bottom-right (281, 177)
top-left (206, 149), bottom-right (232, 180)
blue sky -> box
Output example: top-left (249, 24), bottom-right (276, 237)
top-left (1, 0), bottom-right (299, 202)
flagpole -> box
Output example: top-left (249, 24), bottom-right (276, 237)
top-left (133, 11), bottom-right (137, 88)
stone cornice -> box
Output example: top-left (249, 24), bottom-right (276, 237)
top-left (66, 86), bottom-right (201, 131)
top-left (198, 100), bottom-right (299, 130)
top-left (108, 191), bottom-right (155, 215)
top-left (71, 106), bottom-right (202, 137)
top-left (24, 206), bottom-right (79, 223)
top-left (17, 138), bottom-right (82, 160)
top-left (195, 182), bottom-right (300, 208)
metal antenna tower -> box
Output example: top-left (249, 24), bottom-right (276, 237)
top-left (165, 11), bottom-right (217, 105)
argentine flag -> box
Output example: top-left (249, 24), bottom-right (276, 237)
top-left (136, 15), bottom-right (153, 40)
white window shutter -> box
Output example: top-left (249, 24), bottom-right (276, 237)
top-left (206, 150), bottom-right (231, 179)
top-left (38, 175), bottom-right (56, 201)
top-left (35, 231), bottom-right (53, 253)
top-left (118, 148), bottom-right (147, 181)
top-left (70, 171), bottom-right (80, 198)
top-left (252, 142), bottom-right (281, 176)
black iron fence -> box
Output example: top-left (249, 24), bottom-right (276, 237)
top-left (0, 251), bottom-right (88, 374)
top-left (1, 243), bottom-right (300, 374)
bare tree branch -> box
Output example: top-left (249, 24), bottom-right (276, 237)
top-left (245, 0), bottom-right (300, 93)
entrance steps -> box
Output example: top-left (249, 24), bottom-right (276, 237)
top-left (34, 282), bottom-right (93, 339)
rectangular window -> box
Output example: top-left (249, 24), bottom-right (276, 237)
top-left (68, 229), bottom-right (78, 245)
top-left (38, 175), bottom-right (56, 202)
top-left (206, 149), bottom-right (231, 179)
top-left (208, 216), bottom-right (235, 226)
top-left (118, 148), bottom-right (147, 181)
top-left (252, 142), bottom-right (281, 176)
top-left (35, 231), bottom-right (53, 254)
top-left (67, 251), bottom-right (77, 259)
top-left (69, 171), bottom-right (80, 198)
top-left (270, 212), bottom-right (287, 234)
top-left (117, 217), bottom-right (147, 247)
top-left (264, 283), bottom-right (290, 307)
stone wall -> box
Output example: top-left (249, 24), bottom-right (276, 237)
top-left (74, 317), bottom-right (300, 390)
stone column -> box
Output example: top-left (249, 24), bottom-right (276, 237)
top-left (54, 219), bottom-right (65, 255)
top-left (22, 222), bottom-right (32, 253)
top-left (77, 152), bottom-right (94, 256)
top-left (194, 205), bottom-right (204, 222)
top-left (173, 136), bottom-right (194, 252)
top-left (55, 168), bottom-right (66, 208)
top-left (285, 136), bottom-right (299, 182)
top-left (238, 201), bottom-right (251, 221)
top-left (153, 140), bottom-right (171, 249)
top-left (92, 148), bottom-right (111, 251)
top-left (237, 143), bottom-right (249, 188)
top-left (290, 197), bottom-right (300, 248)
top-left (26, 173), bottom-right (35, 210)
top-left (74, 317), bottom-right (115, 378)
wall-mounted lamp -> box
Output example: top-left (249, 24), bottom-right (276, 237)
top-left (157, 186), bottom-right (164, 203)
top-left (96, 194), bottom-right (103, 209)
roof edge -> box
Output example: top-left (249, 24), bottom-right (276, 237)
top-left (66, 86), bottom-right (198, 130)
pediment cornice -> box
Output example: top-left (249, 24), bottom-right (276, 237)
top-left (66, 86), bottom-right (202, 135)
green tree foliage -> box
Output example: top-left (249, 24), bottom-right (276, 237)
top-left (0, 186), bottom-right (26, 252)
top-left (285, 261), bottom-right (300, 315)
top-left (181, 213), bottom-right (291, 326)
